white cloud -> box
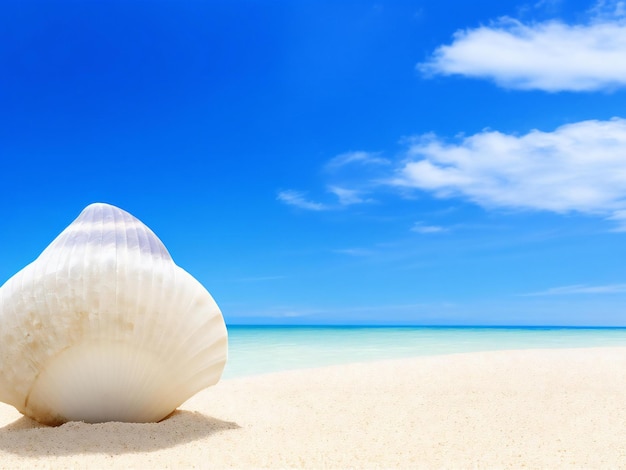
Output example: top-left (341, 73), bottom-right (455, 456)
top-left (325, 151), bottom-right (390, 170)
top-left (327, 186), bottom-right (369, 205)
top-left (419, 13), bottom-right (626, 91)
top-left (391, 118), bottom-right (626, 229)
top-left (278, 186), bottom-right (371, 211)
top-left (280, 115), bottom-right (626, 230)
top-left (411, 222), bottom-right (447, 234)
top-left (523, 283), bottom-right (626, 295)
top-left (277, 190), bottom-right (329, 211)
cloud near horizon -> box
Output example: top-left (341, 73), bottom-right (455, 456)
top-left (523, 283), bottom-right (626, 296)
top-left (419, 13), bottom-right (626, 91)
top-left (391, 118), bottom-right (626, 229)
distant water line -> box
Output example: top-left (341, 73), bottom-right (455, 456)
top-left (221, 326), bottom-right (626, 379)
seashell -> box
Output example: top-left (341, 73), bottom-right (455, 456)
top-left (0, 203), bottom-right (227, 425)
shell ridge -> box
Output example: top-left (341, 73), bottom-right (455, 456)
top-left (152, 265), bottom-right (203, 370)
top-left (0, 271), bottom-right (28, 407)
top-left (158, 271), bottom-right (223, 359)
top-left (159, 268), bottom-right (207, 371)
top-left (174, 335), bottom-right (228, 385)
top-left (125, 214), bottom-right (147, 393)
top-left (159, 298), bottom-right (227, 391)
top-left (168, 307), bottom-right (227, 363)
top-left (134, 222), bottom-right (160, 351)
top-left (178, 360), bottom-right (228, 399)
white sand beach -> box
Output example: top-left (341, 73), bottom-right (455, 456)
top-left (1, 347), bottom-right (626, 468)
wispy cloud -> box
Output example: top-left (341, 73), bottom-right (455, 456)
top-left (232, 275), bottom-right (286, 282)
top-left (333, 248), bottom-right (375, 257)
top-left (608, 210), bottom-right (626, 231)
top-left (523, 283), bottom-right (626, 296)
top-left (590, 0), bottom-right (626, 20)
top-left (411, 222), bottom-right (448, 234)
top-left (325, 151), bottom-right (390, 171)
top-left (327, 186), bottom-right (370, 206)
top-left (390, 118), bottom-right (626, 229)
top-left (419, 5), bottom-right (626, 91)
top-left (278, 151), bottom-right (387, 212)
top-left (278, 186), bottom-right (372, 211)
top-left (277, 190), bottom-right (329, 211)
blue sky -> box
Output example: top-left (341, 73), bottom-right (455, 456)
top-left (1, 0), bottom-right (626, 326)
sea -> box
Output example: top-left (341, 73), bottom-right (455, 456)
top-left (221, 326), bottom-right (626, 379)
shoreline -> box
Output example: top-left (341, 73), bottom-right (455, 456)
top-left (2, 347), bottom-right (626, 468)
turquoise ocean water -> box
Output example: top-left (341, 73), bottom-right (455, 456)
top-left (222, 326), bottom-right (626, 379)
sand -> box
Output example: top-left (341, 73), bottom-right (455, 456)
top-left (1, 347), bottom-right (626, 469)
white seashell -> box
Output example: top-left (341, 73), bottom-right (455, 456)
top-left (0, 203), bottom-right (227, 425)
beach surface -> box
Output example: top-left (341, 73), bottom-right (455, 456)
top-left (1, 347), bottom-right (626, 468)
